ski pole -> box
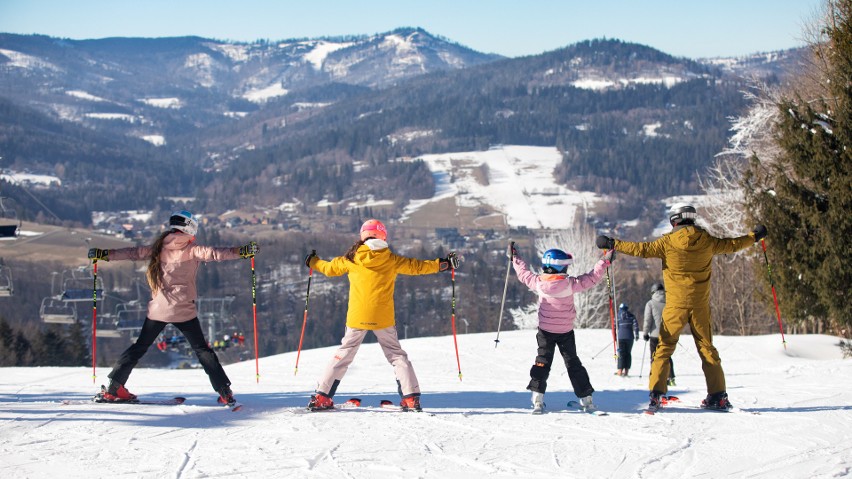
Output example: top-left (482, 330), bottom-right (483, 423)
top-left (251, 256), bottom-right (260, 382)
top-left (92, 259), bottom-right (98, 384)
top-left (639, 338), bottom-right (647, 378)
top-left (294, 251), bottom-right (314, 375)
top-left (591, 340), bottom-right (612, 360)
top-left (494, 240), bottom-right (513, 348)
top-left (604, 250), bottom-right (618, 362)
top-left (451, 266), bottom-right (462, 381)
top-left (760, 239), bottom-right (787, 349)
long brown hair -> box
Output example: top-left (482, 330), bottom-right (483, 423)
top-left (146, 230), bottom-right (172, 295)
top-left (344, 239), bottom-right (366, 263)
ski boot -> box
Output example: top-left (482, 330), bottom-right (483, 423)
top-left (217, 386), bottom-right (237, 408)
top-left (646, 390), bottom-right (664, 414)
top-left (400, 395), bottom-right (423, 412)
top-left (578, 395), bottom-right (597, 413)
top-left (531, 391), bottom-right (545, 415)
top-left (701, 391), bottom-right (733, 411)
top-left (307, 393), bottom-right (334, 411)
top-left (96, 382), bottom-right (137, 403)
top-left (667, 377), bottom-right (677, 387)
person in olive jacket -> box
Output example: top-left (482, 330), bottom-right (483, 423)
top-left (304, 219), bottom-right (460, 412)
top-left (596, 203), bottom-right (766, 412)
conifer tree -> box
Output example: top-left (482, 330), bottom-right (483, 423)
top-left (743, 0), bottom-right (852, 330)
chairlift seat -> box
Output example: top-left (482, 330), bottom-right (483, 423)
top-left (61, 289), bottom-right (103, 301)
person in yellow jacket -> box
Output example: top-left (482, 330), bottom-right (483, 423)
top-left (305, 219), bottom-right (460, 412)
top-left (596, 203), bottom-right (766, 412)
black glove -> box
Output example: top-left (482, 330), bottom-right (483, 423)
top-left (603, 249), bottom-right (615, 263)
top-left (238, 241), bottom-right (259, 258)
top-left (507, 241), bottom-right (517, 260)
top-left (304, 250), bottom-right (317, 268)
top-left (635, 335), bottom-right (640, 342)
top-left (88, 248), bottom-right (109, 261)
top-left (439, 252), bottom-right (461, 271)
top-left (643, 333), bottom-right (650, 341)
top-left (596, 235), bottom-right (615, 250)
top-left (752, 224), bottom-right (767, 242)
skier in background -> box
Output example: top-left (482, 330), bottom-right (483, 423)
top-left (615, 303), bottom-right (639, 377)
top-left (643, 283), bottom-right (675, 386)
top-left (596, 203), bottom-right (766, 412)
top-left (511, 244), bottom-right (615, 414)
top-left (304, 219), bottom-right (460, 412)
top-left (87, 210), bottom-right (257, 408)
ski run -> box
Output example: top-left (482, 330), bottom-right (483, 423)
top-left (1, 329), bottom-right (850, 478)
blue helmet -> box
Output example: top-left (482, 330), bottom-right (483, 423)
top-left (619, 303), bottom-right (628, 310)
top-left (541, 248), bottom-right (572, 274)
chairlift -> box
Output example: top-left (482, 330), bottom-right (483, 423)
top-left (115, 301), bottom-right (146, 336)
top-left (93, 312), bottom-right (122, 339)
top-left (196, 296), bottom-right (235, 342)
top-left (59, 266), bottom-right (104, 302)
top-left (40, 297), bottom-right (77, 324)
top-left (0, 196), bottom-right (20, 239)
top-left (0, 265), bottom-right (12, 297)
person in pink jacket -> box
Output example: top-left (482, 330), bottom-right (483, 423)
top-left (87, 211), bottom-right (258, 407)
top-left (512, 245), bottom-right (614, 414)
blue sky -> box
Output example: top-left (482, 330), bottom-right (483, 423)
top-left (0, 0), bottom-right (823, 58)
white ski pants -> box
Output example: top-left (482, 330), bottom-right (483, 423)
top-left (315, 326), bottom-right (421, 398)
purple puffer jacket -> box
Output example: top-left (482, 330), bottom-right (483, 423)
top-left (109, 232), bottom-right (241, 323)
top-left (512, 255), bottom-right (610, 334)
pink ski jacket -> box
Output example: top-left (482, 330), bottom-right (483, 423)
top-left (512, 255), bottom-right (610, 334)
top-left (109, 232), bottom-right (241, 323)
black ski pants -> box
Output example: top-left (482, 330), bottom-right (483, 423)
top-left (617, 339), bottom-right (635, 370)
top-left (108, 317), bottom-right (231, 393)
top-left (527, 328), bottom-right (594, 397)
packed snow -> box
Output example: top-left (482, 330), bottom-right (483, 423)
top-left (0, 171), bottom-right (61, 187)
top-left (242, 83), bottom-right (289, 103)
top-left (1, 330), bottom-right (849, 478)
top-left (402, 145), bottom-right (601, 229)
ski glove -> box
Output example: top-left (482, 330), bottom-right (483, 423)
top-left (88, 248), bottom-right (109, 261)
top-left (238, 241), bottom-right (259, 258)
top-left (643, 333), bottom-right (650, 341)
top-left (304, 250), bottom-right (317, 268)
top-left (752, 224), bottom-right (767, 242)
top-left (507, 241), bottom-right (517, 260)
top-left (635, 335), bottom-right (640, 342)
top-left (596, 235), bottom-right (615, 250)
top-left (439, 252), bottom-right (461, 271)
top-left (602, 249), bottom-right (615, 263)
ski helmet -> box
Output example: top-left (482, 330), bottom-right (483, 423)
top-left (651, 283), bottom-right (664, 294)
top-left (169, 210), bottom-right (198, 236)
top-left (668, 203), bottom-right (697, 226)
top-left (541, 248), bottom-right (572, 274)
top-left (360, 219), bottom-right (387, 241)
top-left (619, 303), bottom-right (628, 310)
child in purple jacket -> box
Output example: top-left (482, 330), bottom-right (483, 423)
top-left (512, 245), bottom-right (614, 414)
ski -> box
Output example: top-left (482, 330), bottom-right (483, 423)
top-left (305, 397), bottom-right (362, 412)
top-left (379, 399), bottom-right (436, 416)
top-left (566, 400), bottom-right (609, 416)
top-left (75, 396), bottom-right (186, 406)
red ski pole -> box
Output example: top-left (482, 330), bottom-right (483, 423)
top-left (251, 256), bottom-right (260, 382)
top-left (451, 267), bottom-right (462, 381)
top-left (760, 239), bottom-right (787, 349)
top-left (294, 252), bottom-right (314, 375)
top-left (92, 259), bottom-right (98, 384)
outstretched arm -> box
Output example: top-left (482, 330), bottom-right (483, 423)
top-left (511, 255), bottom-right (538, 291)
top-left (394, 254), bottom-right (441, 275)
top-left (310, 256), bottom-right (351, 277)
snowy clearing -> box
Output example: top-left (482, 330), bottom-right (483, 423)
top-left (1, 330), bottom-right (849, 478)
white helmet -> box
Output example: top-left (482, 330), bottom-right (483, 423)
top-left (169, 210), bottom-right (198, 236)
top-left (668, 203), bottom-right (697, 226)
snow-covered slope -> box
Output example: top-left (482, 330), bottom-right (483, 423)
top-left (1, 330), bottom-right (849, 478)
top-left (403, 145), bottom-right (602, 230)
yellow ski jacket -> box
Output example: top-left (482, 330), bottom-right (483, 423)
top-left (309, 240), bottom-right (441, 330)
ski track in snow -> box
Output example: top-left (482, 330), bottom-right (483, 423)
top-left (0, 330), bottom-right (850, 478)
